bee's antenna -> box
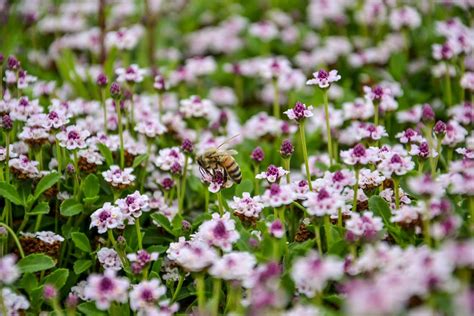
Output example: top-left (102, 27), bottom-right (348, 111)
top-left (216, 134), bottom-right (240, 149)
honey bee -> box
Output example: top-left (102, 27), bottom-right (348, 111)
top-left (196, 136), bottom-right (242, 185)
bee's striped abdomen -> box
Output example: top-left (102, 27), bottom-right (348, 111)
top-left (222, 156), bottom-right (242, 184)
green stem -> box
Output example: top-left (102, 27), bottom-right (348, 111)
top-left (282, 158), bottom-right (291, 184)
top-left (179, 156), bottom-right (188, 213)
top-left (253, 164), bottom-right (260, 195)
top-left (172, 273), bottom-right (185, 302)
top-left (100, 89), bottom-right (107, 134)
top-left (299, 122), bottom-right (313, 191)
top-left (211, 278), bottom-right (221, 316)
top-left (374, 101), bottom-right (379, 126)
top-left (445, 62), bottom-right (452, 107)
top-left (423, 203), bottom-right (432, 247)
top-left (352, 168), bottom-right (360, 212)
top-left (55, 138), bottom-right (62, 173)
top-left (393, 177), bottom-right (400, 209)
top-left (470, 197), bottom-right (474, 234)
top-left (323, 215), bottom-right (332, 248)
top-left (0, 222), bottom-right (25, 258)
top-left (115, 99), bottom-right (125, 168)
top-left (195, 273), bottom-right (206, 314)
top-left (135, 219), bottom-right (142, 249)
top-left (272, 78), bottom-right (280, 119)
top-left (73, 151), bottom-right (80, 197)
top-left (313, 220), bottom-right (322, 255)
top-left (217, 191), bottom-right (224, 215)
top-left (4, 132), bottom-right (10, 183)
top-left (337, 208), bottom-right (342, 228)
top-left (323, 90), bottom-right (333, 166)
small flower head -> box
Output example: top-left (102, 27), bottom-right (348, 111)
top-left (251, 146), bottom-right (265, 163)
top-left (90, 202), bottom-right (124, 234)
top-left (110, 82), bottom-right (121, 99)
top-left (421, 103), bottom-right (435, 122)
top-left (181, 138), bottom-right (194, 154)
top-left (267, 219), bottom-right (285, 238)
top-left (306, 69), bottom-right (341, 89)
top-left (96, 73), bottom-right (108, 87)
top-left (433, 120), bottom-right (447, 136)
top-left (284, 101), bottom-right (313, 121)
top-left (43, 284), bottom-right (57, 300)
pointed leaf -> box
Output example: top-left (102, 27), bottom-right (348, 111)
top-left (60, 199), bottom-right (83, 216)
top-left (34, 172), bottom-right (60, 199)
top-left (0, 182), bottom-right (24, 205)
top-left (29, 202), bottom-right (50, 215)
top-left (74, 260), bottom-right (92, 275)
top-left (71, 232), bottom-right (92, 252)
top-left (97, 143), bottom-right (114, 166)
top-left (43, 268), bottom-right (69, 289)
top-left (82, 174), bottom-right (100, 198)
top-left (18, 254), bottom-right (55, 273)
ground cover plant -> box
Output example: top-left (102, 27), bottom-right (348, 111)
top-left (0, 0), bottom-right (473, 315)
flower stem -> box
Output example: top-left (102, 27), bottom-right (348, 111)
top-left (323, 90), bottom-right (333, 166)
top-left (423, 203), bottom-right (432, 247)
top-left (445, 62), bottom-right (452, 107)
top-left (211, 278), bottom-right (222, 316)
top-left (253, 164), bottom-right (260, 195)
top-left (135, 220), bottom-right (142, 249)
top-left (470, 197), bottom-right (474, 234)
top-left (313, 220), bottom-right (322, 255)
top-left (374, 101), bottom-right (379, 126)
top-left (115, 100), bottom-right (125, 168)
top-left (337, 208), bottom-right (342, 228)
top-left (217, 191), bottom-right (224, 216)
top-left (299, 121), bottom-right (313, 191)
top-left (4, 132), bottom-right (10, 183)
top-left (352, 168), bottom-right (360, 212)
top-left (172, 273), bottom-right (185, 302)
top-left (179, 156), bottom-right (188, 213)
top-left (282, 158), bottom-right (291, 184)
top-left (0, 222), bottom-right (25, 258)
top-left (393, 177), bottom-right (400, 209)
top-left (195, 273), bottom-right (206, 314)
top-left (323, 214), bottom-right (332, 248)
top-left (272, 78), bottom-right (280, 119)
top-left (100, 89), bottom-right (107, 134)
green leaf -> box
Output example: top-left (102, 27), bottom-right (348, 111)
top-left (97, 143), bottom-right (114, 166)
top-left (151, 213), bottom-right (175, 236)
top-left (60, 199), bottom-right (83, 216)
top-left (43, 268), bottom-right (69, 289)
top-left (74, 260), bottom-right (93, 274)
top-left (132, 154), bottom-right (148, 169)
top-left (34, 172), bottom-right (60, 199)
top-left (83, 196), bottom-right (100, 205)
top-left (368, 196), bottom-right (392, 225)
top-left (0, 182), bottom-right (24, 205)
top-left (235, 179), bottom-right (254, 197)
top-left (18, 273), bottom-right (38, 294)
top-left (29, 201), bottom-right (50, 215)
top-left (71, 232), bottom-right (92, 252)
top-left (18, 254), bottom-right (55, 273)
top-left (328, 239), bottom-right (348, 256)
top-left (82, 174), bottom-right (100, 198)
top-left (77, 302), bottom-right (107, 316)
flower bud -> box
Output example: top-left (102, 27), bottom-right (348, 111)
top-left (251, 147), bottom-right (264, 163)
top-left (7, 56), bottom-right (20, 70)
top-left (433, 120), bottom-right (446, 136)
top-left (181, 138), bottom-right (193, 154)
top-left (2, 114), bottom-right (12, 130)
top-left (96, 73), bottom-right (108, 87)
top-left (421, 104), bottom-right (435, 122)
top-left (110, 82), bottom-right (121, 99)
top-left (280, 139), bottom-right (294, 158)
top-left (43, 284), bottom-right (57, 300)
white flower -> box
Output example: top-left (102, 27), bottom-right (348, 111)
top-left (56, 125), bottom-right (90, 150)
top-left (90, 202), bottom-right (124, 234)
top-left (195, 212), bottom-right (240, 252)
top-left (115, 64), bottom-right (147, 83)
top-left (102, 165), bottom-right (136, 187)
top-left (129, 279), bottom-right (166, 312)
top-left (306, 69), bottom-right (341, 88)
top-left (209, 251), bottom-right (256, 281)
top-left (84, 270), bottom-right (130, 310)
top-left (291, 251), bottom-right (343, 297)
top-left (229, 192), bottom-right (263, 218)
top-left (0, 255), bottom-right (20, 285)
top-left (97, 247), bottom-right (122, 271)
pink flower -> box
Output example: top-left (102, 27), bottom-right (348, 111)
top-left (256, 164), bottom-right (289, 183)
top-left (179, 95), bottom-right (214, 119)
top-left (341, 143), bottom-right (379, 166)
top-left (284, 102), bottom-right (313, 121)
top-left (306, 69), bottom-right (341, 89)
top-left (377, 152), bottom-right (415, 177)
top-left (460, 72), bottom-right (474, 91)
top-left (167, 238), bottom-right (218, 272)
top-left (267, 219), bottom-right (285, 238)
top-left (395, 128), bottom-right (423, 144)
top-left (261, 183), bottom-right (296, 208)
top-left (0, 254), bottom-right (20, 285)
top-left (229, 192), bottom-right (264, 218)
top-left (84, 270), bottom-right (129, 310)
top-left (291, 251), bottom-right (343, 297)
top-left (345, 212), bottom-right (384, 242)
top-left (56, 125), bottom-right (90, 150)
top-left (102, 165), bottom-right (136, 187)
top-left (155, 147), bottom-right (187, 171)
top-left (97, 247), bottom-right (122, 271)
top-left (129, 279), bottom-right (166, 312)
top-left (303, 188), bottom-right (344, 217)
top-left (209, 251), bottom-right (256, 281)
top-left (135, 120), bottom-right (167, 138)
top-left (408, 174), bottom-right (444, 198)
top-left (116, 191), bottom-right (149, 224)
top-left (90, 202), bottom-right (124, 234)
top-left (115, 64), bottom-right (147, 83)
top-left (196, 212), bottom-right (240, 252)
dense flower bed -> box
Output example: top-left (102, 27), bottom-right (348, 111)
top-left (0, 0), bottom-right (473, 315)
